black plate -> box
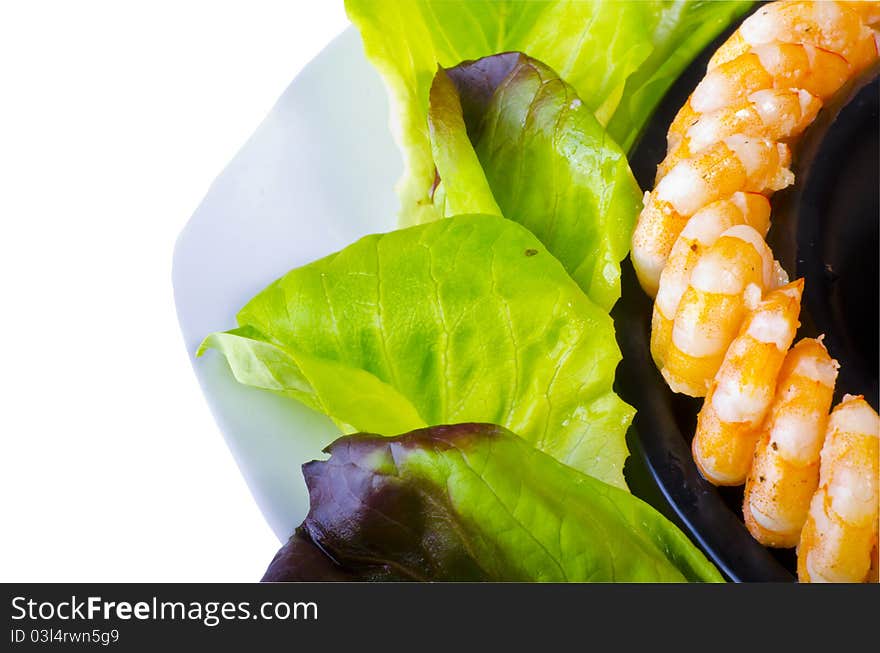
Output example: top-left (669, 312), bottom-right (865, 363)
top-left (617, 14), bottom-right (880, 582)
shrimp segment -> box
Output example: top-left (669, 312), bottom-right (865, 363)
top-left (743, 338), bottom-right (839, 547)
top-left (661, 225), bottom-right (775, 397)
top-left (687, 43), bottom-right (850, 116)
top-left (797, 395), bottom-right (880, 583)
top-left (709, 1), bottom-right (880, 73)
top-left (632, 139), bottom-right (791, 296)
top-left (692, 281), bottom-right (804, 485)
top-left (659, 89), bottom-right (821, 180)
top-left (650, 194), bottom-right (771, 369)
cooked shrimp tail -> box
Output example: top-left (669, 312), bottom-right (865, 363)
top-left (797, 395), bottom-right (880, 582)
top-left (650, 193), bottom-right (771, 369)
top-left (632, 139), bottom-right (791, 296)
top-left (692, 280), bottom-right (803, 485)
top-left (743, 337), bottom-right (839, 547)
top-left (660, 225), bottom-right (775, 397)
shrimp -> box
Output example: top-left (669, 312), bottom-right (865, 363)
top-left (743, 337), bottom-right (839, 547)
top-left (634, 1), bottom-right (880, 298)
top-left (797, 395), bottom-right (879, 583)
top-left (630, 0), bottom-right (880, 574)
top-left (660, 225), bottom-right (776, 397)
top-left (692, 280), bottom-right (803, 485)
top-left (709, 1), bottom-right (880, 74)
top-left (632, 138), bottom-right (791, 296)
top-left (674, 43), bottom-right (850, 122)
top-left (650, 193), bottom-right (771, 370)
top-left (658, 89), bottom-right (821, 181)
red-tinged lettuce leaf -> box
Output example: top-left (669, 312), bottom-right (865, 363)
top-left (262, 423), bottom-right (724, 583)
top-left (429, 53), bottom-right (642, 310)
top-left (344, 0), bottom-right (753, 226)
top-left (263, 528), bottom-right (358, 582)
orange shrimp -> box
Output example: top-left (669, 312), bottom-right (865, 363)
top-left (743, 338), bottom-right (839, 547)
top-left (797, 395), bottom-right (879, 582)
top-left (658, 89), bottom-right (821, 180)
top-left (636, 1), bottom-right (880, 299)
top-left (650, 193), bottom-right (771, 370)
top-left (660, 225), bottom-right (776, 397)
top-left (666, 43), bottom-right (850, 141)
top-left (692, 281), bottom-right (803, 485)
top-left (632, 138), bottom-right (791, 296)
top-left (631, 0), bottom-right (880, 572)
top-left (709, 1), bottom-right (880, 74)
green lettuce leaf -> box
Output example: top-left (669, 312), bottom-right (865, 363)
top-left (429, 53), bottom-right (642, 310)
top-left (200, 215), bottom-right (634, 488)
top-left (344, 0), bottom-right (753, 225)
top-left (263, 424), bottom-right (724, 582)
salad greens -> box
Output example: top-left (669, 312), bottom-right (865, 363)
top-left (200, 215), bottom-right (634, 488)
top-left (429, 53), bottom-right (642, 310)
top-left (198, 0), bottom-right (754, 582)
top-left (345, 0), bottom-right (753, 226)
top-left (262, 424), bottom-right (724, 582)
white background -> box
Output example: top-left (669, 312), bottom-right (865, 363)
top-left (0, 1), bottom-right (350, 581)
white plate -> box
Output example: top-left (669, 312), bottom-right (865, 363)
top-left (172, 27), bottom-right (401, 541)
